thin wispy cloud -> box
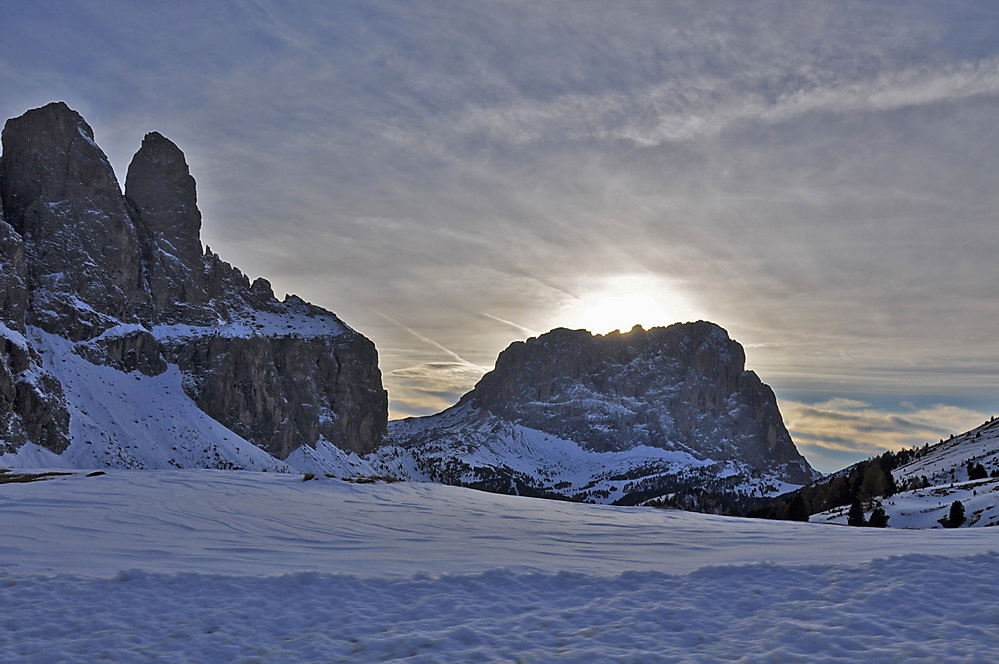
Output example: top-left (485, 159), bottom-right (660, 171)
top-left (480, 313), bottom-right (539, 338)
top-left (373, 311), bottom-right (483, 369)
top-left (403, 56), bottom-right (999, 150)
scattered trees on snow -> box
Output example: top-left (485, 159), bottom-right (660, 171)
top-left (845, 500), bottom-right (889, 528)
top-left (967, 462), bottom-right (988, 481)
top-left (848, 500), bottom-right (867, 527)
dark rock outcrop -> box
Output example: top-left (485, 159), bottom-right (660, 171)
top-left (0, 210), bottom-right (71, 454)
top-left (75, 327), bottom-right (168, 377)
top-left (0, 216), bottom-right (27, 332)
top-left (125, 131), bottom-right (210, 323)
top-left (0, 102), bottom-right (386, 462)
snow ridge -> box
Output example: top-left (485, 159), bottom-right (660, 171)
top-left (377, 405), bottom-right (802, 504)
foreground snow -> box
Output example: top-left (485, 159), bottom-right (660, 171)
top-left (2, 471), bottom-right (998, 661)
top-left (7, 556), bottom-right (997, 662)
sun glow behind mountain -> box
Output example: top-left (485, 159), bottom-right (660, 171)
top-left (565, 274), bottom-right (703, 335)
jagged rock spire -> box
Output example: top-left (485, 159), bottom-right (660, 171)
top-left (125, 131), bottom-right (210, 322)
top-left (0, 101), bottom-right (147, 338)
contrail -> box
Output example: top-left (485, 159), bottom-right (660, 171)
top-left (508, 268), bottom-right (581, 300)
top-left (480, 313), bottom-right (539, 337)
top-left (373, 311), bottom-right (480, 368)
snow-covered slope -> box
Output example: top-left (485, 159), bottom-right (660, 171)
top-left (2, 470), bottom-right (997, 661)
top-left (894, 416), bottom-right (999, 486)
top-left (374, 403), bottom-right (805, 504)
top-left (0, 327), bottom-right (377, 476)
top-left (816, 477), bottom-right (999, 528)
top-left (812, 416), bottom-right (999, 528)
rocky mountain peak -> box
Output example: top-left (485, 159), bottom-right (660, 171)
top-left (457, 321), bottom-right (815, 483)
top-left (1, 101), bottom-right (147, 338)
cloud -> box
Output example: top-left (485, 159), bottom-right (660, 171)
top-left (781, 398), bottom-right (991, 473)
top-left (385, 362), bottom-right (486, 419)
top-left (411, 56), bottom-right (999, 150)
top-left (373, 311), bottom-right (484, 369)
top-left (480, 313), bottom-right (538, 338)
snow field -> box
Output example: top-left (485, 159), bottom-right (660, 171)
top-left (3, 556), bottom-right (998, 663)
top-left (5, 471), bottom-right (999, 577)
top-left (3, 471), bottom-right (999, 661)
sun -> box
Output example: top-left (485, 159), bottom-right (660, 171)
top-left (577, 291), bottom-right (666, 334)
top-left (565, 274), bottom-right (701, 335)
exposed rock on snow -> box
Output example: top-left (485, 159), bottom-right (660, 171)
top-left (383, 323), bottom-right (819, 503)
top-left (0, 102), bottom-right (386, 463)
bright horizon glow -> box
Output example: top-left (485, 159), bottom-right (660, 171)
top-left (563, 274), bottom-right (703, 335)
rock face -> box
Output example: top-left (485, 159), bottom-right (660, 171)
top-left (0, 204), bottom-right (71, 454)
top-left (1, 102), bottom-right (147, 339)
top-left (383, 323), bottom-right (818, 503)
top-left (158, 298), bottom-right (386, 458)
top-left (125, 131), bottom-right (210, 323)
top-left (0, 102), bottom-right (386, 464)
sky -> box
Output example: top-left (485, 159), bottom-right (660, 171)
top-left (2, 0), bottom-right (999, 472)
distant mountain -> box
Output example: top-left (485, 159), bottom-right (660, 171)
top-left (373, 323), bottom-right (820, 504)
top-left (0, 102), bottom-right (386, 471)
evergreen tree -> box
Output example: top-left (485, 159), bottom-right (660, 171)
top-left (859, 464), bottom-right (886, 504)
top-left (945, 500), bottom-right (966, 528)
top-left (848, 499), bottom-right (866, 527)
top-left (867, 507), bottom-right (889, 528)
top-left (826, 475), bottom-right (852, 510)
top-left (786, 493), bottom-right (809, 522)
top-left (883, 467), bottom-right (897, 498)
top-left (968, 462), bottom-right (988, 481)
